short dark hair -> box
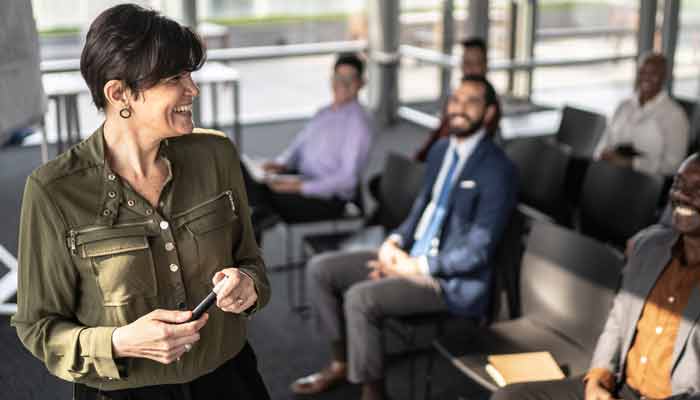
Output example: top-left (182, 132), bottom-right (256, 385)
top-left (334, 53), bottom-right (364, 78)
top-left (462, 75), bottom-right (497, 106)
top-left (80, 4), bottom-right (206, 110)
top-left (460, 37), bottom-right (487, 56)
top-left (461, 74), bottom-right (501, 134)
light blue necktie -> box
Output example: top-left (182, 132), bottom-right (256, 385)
top-left (410, 149), bottom-right (460, 257)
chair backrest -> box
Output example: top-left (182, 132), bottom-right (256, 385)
top-left (520, 221), bottom-right (623, 352)
top-left (578, 160), bottom-right (664, 248)
top-left (556, 106), bottom-right (607, 158)
top-left (676, 97), bottom-right (695, 120)
top-left (343, 183), bottom-right (365, 218)
top-left (504, 138), bottom-right (571, 224)
top-left (377, 152), bottom-right (426, 230)
top-left (487, 208), bottom-right (526, 322)
top-left (675, 96), bottom-right (699, 154)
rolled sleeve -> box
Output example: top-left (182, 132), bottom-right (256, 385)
top-left (76, 327), bottom-right (121, 379)
top-left (11, 176), bottom-right (123, 383)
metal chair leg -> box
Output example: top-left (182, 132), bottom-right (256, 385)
top-left (408, 327), bottom-right (417, 400)
top-left (286, 224), bottom-right (296, 310)
top-left (424, 321), bottom-right (446, 400)
top-left (424, 345), bottom-right (436, 400)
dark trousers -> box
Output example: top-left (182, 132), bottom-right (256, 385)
top-left (491, 377), bottom-right (644, 400)
top-left (241, 163), bottom-right (346, 224)
top-left (74, 343), bottom-right (270, 400)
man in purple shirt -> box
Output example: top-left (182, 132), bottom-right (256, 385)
top-left (243, 53), bottom-right (373, 228)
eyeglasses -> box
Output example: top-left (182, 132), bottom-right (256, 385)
top-left (332, 73), bottom-right (358, 87)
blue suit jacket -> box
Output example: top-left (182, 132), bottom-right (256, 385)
top-left (393, 136), bottom-right (518, 317)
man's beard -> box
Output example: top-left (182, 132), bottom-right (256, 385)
top-left (447, 113), bottom-right (484, 138)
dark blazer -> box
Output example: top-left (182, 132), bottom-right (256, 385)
top-left (393, 136), bottom-right (518, 317)
top-left (591, 225), bottom-right (700, 397)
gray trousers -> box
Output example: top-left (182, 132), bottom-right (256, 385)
top-left (307, 249), bottom-right (448, 383)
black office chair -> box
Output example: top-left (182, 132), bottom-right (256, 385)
top-left (577, 160), bottom-right (664, 249)
top-left (431, 221), bottom-right (623, 394)
top-left (291, 153), bottom-right (425, 312)
top-left (554, 105), bottom-right (607, 159)
top-left (302, 152), bottom-right (426, 257)
top-left (370, 151), bottom-right (427, 231)
top-left (504, 138), bottom-right (572, 225)
top-left (280, 184), bottom-right (366, 311)
top-left (675, 96), bottom-right (698, 155)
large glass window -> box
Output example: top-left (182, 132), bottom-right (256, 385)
top-left (399, 1), bottom-right (516, 106)
top-left (32, 0), bottom-right (368, 122)
top-left (531, 0), bottom-right (639, 115)
top-left (672, 0), bottom-right (700, 99)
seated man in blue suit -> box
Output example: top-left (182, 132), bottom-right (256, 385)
top-left (291, 75), bottom-right (519, 400)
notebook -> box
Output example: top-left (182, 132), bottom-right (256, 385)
top-left (485, 352), bottom-right (565, 387)
top-left (240, 153), bottom-right (268, 183)
top-left (240, 154), bottom-right (300, 184)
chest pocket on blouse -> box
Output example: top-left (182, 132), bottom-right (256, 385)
top-left (174, 190), bottom-right (239, 285)
top-left (73, 224), bottom-right (157, 306)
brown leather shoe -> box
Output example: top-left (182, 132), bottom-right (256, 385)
top-left (290, 366), bottom-right (347, 395)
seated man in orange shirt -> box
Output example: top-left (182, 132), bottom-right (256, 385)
top-left (491, 154), bottom-right (700, 400)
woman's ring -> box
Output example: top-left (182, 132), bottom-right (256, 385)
top-left (236, 297), bottom-right (244, 305)
top-left (184, 343), bottom-right (192, 352)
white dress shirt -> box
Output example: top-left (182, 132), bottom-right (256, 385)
top-left (594, 92), bottom-right (689, 176)
top-left (389, 130), bottom-right (485, 275)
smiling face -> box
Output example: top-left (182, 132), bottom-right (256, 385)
top-left (670, 156), bottom-right (700, 236)
top-left (331, 64), bottom-right (362, 106)
top-left (127, 71), bottom-right (200, 138)
top-left (636, 55), bottom-right (666, 105)
top-left (446, 81), bottom-right (490, 138)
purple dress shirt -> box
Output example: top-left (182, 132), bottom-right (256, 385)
top-left (276, 99), bottom-right (373, 200)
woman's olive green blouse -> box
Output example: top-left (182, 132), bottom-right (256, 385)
top-left (11, 126), bottom-right (270, 390)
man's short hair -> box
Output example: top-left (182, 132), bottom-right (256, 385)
top-left (80, 4), bottom-right (206, 110)
top-left (461, 74), bottom-right (501, 134)
top-left (334, 53), bottom-right (365, 78)
top-left (460, 37), bottom-right (487, 56)
top-left (462, 75), bottom-right (497, 107)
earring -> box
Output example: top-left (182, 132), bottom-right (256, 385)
top-left (119, 107), bottom-right (132, 119)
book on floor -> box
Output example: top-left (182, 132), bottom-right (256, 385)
top-left (485, 351), bottom-right (565, 387)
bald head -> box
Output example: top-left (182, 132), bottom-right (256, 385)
top-left (670, 153), bottom-right (700, 235)
top-left (637, 52), bottom-right (667, 105)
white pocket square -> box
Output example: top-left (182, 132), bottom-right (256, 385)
top-left (460, 180), bottom-right (476, 189)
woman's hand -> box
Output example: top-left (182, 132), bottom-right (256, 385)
top-left (212, 268), bottom-right (258, 314)
top-left (111, 309), bottom-right (208, 364)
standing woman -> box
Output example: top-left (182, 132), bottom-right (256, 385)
top-left (11, 4), bottom-right (270, 399)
